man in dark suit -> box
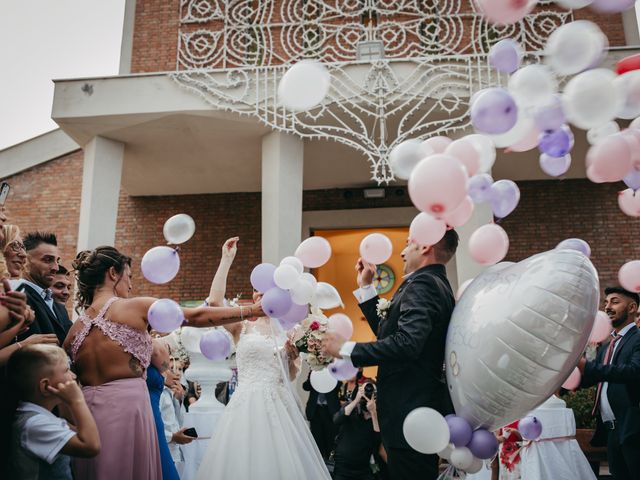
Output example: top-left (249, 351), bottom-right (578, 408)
top-left (323, 230), bottom-right (458, 480)
top-left (579, 286), bottom-right (640, 480)
top-left (16, 232), bottom-right (71, 345)
top-left (302, 372), bottom-right (341, 460)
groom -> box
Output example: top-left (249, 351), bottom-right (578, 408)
top-left (322, 229), bottom-right (458, 480)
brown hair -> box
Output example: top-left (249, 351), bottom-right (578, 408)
top-left (7, 344), bottom-right (67, 399)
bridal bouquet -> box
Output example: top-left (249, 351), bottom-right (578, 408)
top-left (292, 308), bottom-right (332, 371)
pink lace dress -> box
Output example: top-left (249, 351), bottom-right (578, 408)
top-left (68, 297), bottom-right (161, 480)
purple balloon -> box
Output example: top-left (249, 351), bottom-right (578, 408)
top-left (446, 416), bottom-right (473, 447)
top-left (519, 416), bottom-right (543, 440)
top-left (624, 167), bottom-right (640, 190)
top-left (556, 238), bottom-right (591, 258)
top-left (471, 88), bottom-right (519, 135)
top-left (591, 0), bottom-right (635, 12)
top-left (250, 263), bottom-right (277, 293)
top-left (488, 39), bottom-right (521, 74)
top-left (489, 179), bottom-right (520, 219)
top-left (277, 302), bottom-right (309, 330)
top-left (200, 329), bottom-right (232, 360)
top-left (468, 174), bottom-right (494, 204)
top-left (148, 299), bottom-right (184, 333)
top-left (538, 125), bottom-right (574, 158)
top-left (533, 96), bottom-right (565, 132)
top-left (539, 153), bottom-right (571, 177)
top-left (141, 246), bottom-right (180, 284)
top-left (262, 287), bottom-right (293, 318)
top-left (328, 358), bottom-right (358, 381)
top-left (468, 428), bottom-right (499, 460)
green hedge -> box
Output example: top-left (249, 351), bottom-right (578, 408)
top-left (562, 386), bottom-right (597, 430)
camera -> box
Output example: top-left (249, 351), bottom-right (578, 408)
top-left (359, 381), bottom-right (377, 411)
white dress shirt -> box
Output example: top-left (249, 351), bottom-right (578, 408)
top-left (160, 387), bottom-right (184, 463)
top-left (11, 279), bottom-right (56, 315)
top-left (600, 322), bottom-right (635, 422)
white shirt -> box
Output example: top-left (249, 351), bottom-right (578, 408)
top-left (600, 322), bottom-right (635, 422)
top-left (11, 279), bottom-right (56, 315)
top-left (339, 285), bottom-right (379, 360)
top-left (160, 387), bottom-right (184, 463)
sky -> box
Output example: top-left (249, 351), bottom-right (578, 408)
top-left (0, 0), bottom-right (126, 150)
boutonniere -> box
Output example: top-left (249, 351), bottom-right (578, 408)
top-left (376, 298), bottom-right (391, 320)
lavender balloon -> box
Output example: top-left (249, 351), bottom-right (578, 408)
top-left (519, 416), bottom-right (543, 440)
top-left (446, 416), bottom-right (473, 447)
top-left (199, 330), bottom-right (232, 360)
top-left (277, 302), bottom-right (309, 330)
top-left (533, 96), bottom-right (565, 132)
top-left (539, 153), bottom-right (571, 177)
top-left (468, 429), bottom-right (499, 460)
top-left (488, 39), bottom-right (522, 74)
top-left (141, 246), bottom-right (180, 284)
top-left (624, 167), bottom-right (640, 190)
top-left (468, 174), bottom-right (494, 204)
top-left (262, 287), bottom-right (293, 318)
top-left (148, 299), bottom-right (184, 333)
top-left (556, 238), bottom-right (591, 258)
top-left (591, 0), bottom-right (635, 12)
top-left (328, 358), bottom-right (358, 381)
top-left (471, 88), bottom-right (518, 135)
top-left (250, 263), bottom-right (277, 293)
top-left (538, 125), bottom-right (574, 158)
top-left (489, 180), bottom-right (520, 219)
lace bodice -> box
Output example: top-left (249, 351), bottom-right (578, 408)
top-left (235, 321), bottom-right (285, 388)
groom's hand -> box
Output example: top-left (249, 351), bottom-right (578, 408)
top-left (356, 258), bottom-right (377, 288)
top-left (322, 331), bottom-right (346, 358)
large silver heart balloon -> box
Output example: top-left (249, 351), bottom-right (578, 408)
top-left (446, 249), bottom-right (599, 430)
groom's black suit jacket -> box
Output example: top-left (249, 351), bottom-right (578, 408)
top-left (16, 283), bottom-right (72, 346)
top-left (351, 264), bottom-right (455, 449)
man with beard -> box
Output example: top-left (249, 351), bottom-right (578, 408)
top-left (578, 286), bottom-right (640, 479)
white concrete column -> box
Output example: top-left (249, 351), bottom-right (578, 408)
top-left (261, 132), bottom-right (304, 263)
top-left (77, 136), bottom-right (124, 251)
top-left (452, 202), bottom-right (494, 289)
top-left (118, 0), bottom-right (137, 75)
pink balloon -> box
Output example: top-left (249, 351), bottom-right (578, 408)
top-left (589, 311), bottom-right (613, 344)
top-left (408, 154), bottom-right (468, 216)
top-left (360, 233), bottom-right (393, 264)
top-left (507, 124), bottom-right (540, 152)
top-left (445, 139), bottom-right (481, 177)
top-left (586, 134), bottom-right (632, 183)
top-left (618, 188), bottom-right (640, 217)
top-left (562, 367), bottom-right (581, 391)
top-left (621, 129), bottom-right (640, 169)
top-left (443, 197), bottom-right (475, 228)
top-left (475, 0), bottom-right (537, 25)
top-left (295, 236), bottom-right (332, 268)
top-left (328, 313), bottom-right (354, 340)
top-left (422, 136), bottom-right (452, 154)
top-left (409, 213), bottom-right (447, 246)
top-left (468, 224), bottom-right (509, 265)
top-left (619, 260), bottom-right (640, 293)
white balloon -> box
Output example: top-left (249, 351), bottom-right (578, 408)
top-left (389, 139), bottom-right (425, 180)
top-left (273, 264), bottom-right (300, 290)
top-left (450, 447), bottom-right (474, 470)
top-left (290, 280), bottom-right (315, 305)
top-left (587, 121), bottom-right (620, 145)
top-left (309, 368), bottom-right (338, 393)
top-left (555, 0), bottom-right (592, 7)
top-left (278, 61), bottom-right (331, 111)
top-left (466, 456), bottom-right (485, 474)
top-left (563, 69), bottom-right (623, 131)
top-left (631, 117), bottom-right (640, 129)
top-left (508, 65), bottom-right (557, 108)
top-left (545, 20), bottom-right (607, 76)
top-left (456, 278), bottom-right (474, 301)
top-left (300, 272), bottom-right (318, 289)
top-left (466, 134), bottom-right (496, 173)
top-left (314, 282), bottom-right (343, 309)
top-left (488, 114), bottom-right (535, 149)
top-left (403, 407), bottom-right (450, 454)
top-left (163, 214), bottom-right (196, 245)
top-left (446, 249), bottom-right (599, 430)
top-left (280, 256), bottom-right (304, 274)
top-left (614, 70), bottom-right (640, 120)
top-left (437, 443), bottom-right (455, 460)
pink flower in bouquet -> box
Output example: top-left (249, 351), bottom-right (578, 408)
top-left (310, 320), bottom-right (320, 331)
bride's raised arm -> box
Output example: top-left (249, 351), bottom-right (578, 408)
top-left (207, 237), bottom-right (238, 307)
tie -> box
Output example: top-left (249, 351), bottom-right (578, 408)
top-left (43, 289), bottom-right (53, 302)
top-left (591, 333), bottom-right (622, 416)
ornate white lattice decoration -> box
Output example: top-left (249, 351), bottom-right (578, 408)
top-left (173, 0), bottom-right (572, 183)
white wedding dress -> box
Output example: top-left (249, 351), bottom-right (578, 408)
top-left (196, 320), bottom-right (331, 480)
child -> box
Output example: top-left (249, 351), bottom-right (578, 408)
top-left (7, 344), bottom-right (100, 479)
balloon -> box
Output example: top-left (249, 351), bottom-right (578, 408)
top-left (466, 134), bottom-right (496, 172)
top-left (556, 0), bottom-right (592, 7)
top-left (615, 71), bottom-right (640, 119)
top-left (199, 329), bottom-right (231, 360)
top-left (446, 249), bottom-right (599, 430)
top-left (442, 197), bottom-right (475, 228)
top-left (445, 138), bottom-right (481, 176)
top-left (328, 313), bottom-right (354, 340)
top-left (622, 129), bottom-right (640, 168)
top-left (589, 311), bottom-right (613, 343)
top-left (519, 416), bottom-right (543, 440)
top-left (617, 53), bottom-right (640, 75)
top-left (556, 238), bottom-right (591, 258)
top-left (457, 278), bottom-right (474, 301)
top-left (467, 456), bottom-right (485, 474)
top-left (632, 117), bottom-right (640, 129)
top-left (278, 61), bottom-right (330, 111)
top-left (538, 125), bottom-right (574, 157)
top-left (618, 188), bottom-right (640, 217)
top-left (421, 136), bottom-right (452, 154)
top-left (163, 214), bottom-right (196, 245)
top-left (507, 123), bottom-right (540, 152)
top-left (314, 282), bottom-right (343, 309)
top-left (148, 299), bottom-right (184, 333)
top-left (545, 21), bottom-right (607, 76)
top-left (360, 233), bottom-right (393, 265)
top-left (295, 236), bottom-right (332, 268)
top-left (408, 154), bottom-right (468, 216)
top-left (468, 429), bottom-right (499, 459)
top-left (280, 256), bottom-right (304, 274)
top-left (533, 96), bottom-right (566, 132)
top-left (262, 287), bottom-right (293, 318)
top-left (290, 279), bottom-right (315, 305)
top-left (403, 407), bottom-right (450, 454)
top-left (562, 367), bottom-right (582, 390)
top-left (328, 358), bottom-right (358, 381)
top-left (509, 65), bottom-right (557, 108)
top-left (563, 69), bottom-right (623, 130)
top-left (471, 88), bottom-right (518, 135)
top-left (468, 224), bottom-right (509, 265)
top-left (309, 368), bottom-right (338, 393)
top-left (468, 174), bottom-right (494, 204)
top-left (489, 113), bottom-right (536, 149)
top-left (624, 168), bottom-right (640, 190)
top-left (278, 302), bottom-right (309, 330)
top-left (586, 134), bottom-right (632, 183)
top-left (591, 0), bottom-right (635, 12)
top-left (446, 416), bottom-right (473, 447)
top-left (488, 39), bottom-right (522, 74)
top-left (587, 121), bottom-right (620, 145)
top-left (489, 180), bottom-right (520, 219)
top-left (539, 153), bottom-right (571, 177)
top-left (437, 443), bottom-right (454, 460)
top-left (450, 446), bottom-right (474, 470)
top-left (389, 139), bottom-right (425, 180)
top-left (409, 213), bottom-right (447, 246)
top-left (300, 272), bottom-right (318, 289)
top-left (273, 264), bottom-right (300, 290)
top-left (250, 263), bottom-right (277, 293)
top-left (141, 246), bottom-right (180, 284)
top-left (619, 260), bottom-right (640, 293)
top-left (474, 0), bottom-right (537, 25)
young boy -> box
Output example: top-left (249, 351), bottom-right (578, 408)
top-left (7, 344), bottom-right (100, 479)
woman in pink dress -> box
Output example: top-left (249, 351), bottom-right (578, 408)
top-left (63, 246), bottom-right (262, 480)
